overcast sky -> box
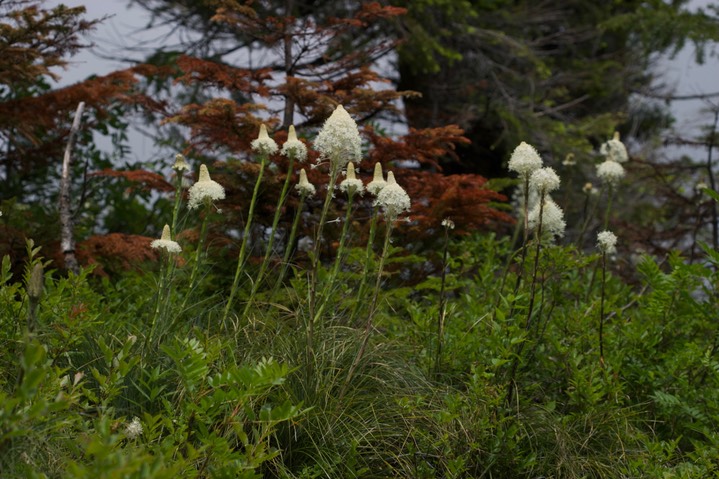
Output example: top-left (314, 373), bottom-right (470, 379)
top-left (46, 0), bottom-right (719, 162)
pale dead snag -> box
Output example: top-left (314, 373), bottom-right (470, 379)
top-left (59, 101), bottom-right (85, 275)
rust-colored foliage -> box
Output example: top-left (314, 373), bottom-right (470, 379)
top-left (91, 168), bottom-right (174, 193)
top-left (76, 233), bottom-right (159, 277)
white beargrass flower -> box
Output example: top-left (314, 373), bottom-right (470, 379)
top-left (530, 166), bottom-right (560, 195)
top-left (596, 160), bottom-right (625, 187)
top-left (188, 164), bottom-right (226, 209)
top-left (508, 141), bottom-right (543, 178)
top-left (441, 218), bottom-right (455, 229)
top-left (151, 224), bottom-right (181, 254)
top-left (528, 197), bottom-right (566, 239)
top-left (375, 171), bottom-right (410, 220)
top-left (251, 124), bottom-right (279, 156)
top-left (281, 125), bottom-right (307, 162)
top-left (597, 230), bottom-right (618, 254)
top-left (124, 417), bottom-right (143, 439)
top-left (172, 153), bottom-right (190, 172)
top-left (339, 162), bottom-right (364, 196)
top-left (582, 182), bottom-right (597, 195)
top-left (600, 132), bottom-right (629, 163)
top-left (313, 104), bottom-right (362, 169)
top-left (295, 168), bottom-right (316, 197)
top-left (562, 153), bottom-right (576, 166)
top-left (367, 162), bottom-right (387, 196)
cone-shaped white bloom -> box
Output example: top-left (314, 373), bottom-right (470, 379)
top-left (528, 197), bottom-right (566, 239)
top-left (295, 168), bottom-right (316, 197)
top-left (251, 124), bottom-right (279, 156)
top-left (281, 125), bottom-right (307, 162)
top-left (508, 141), bottom-right (543, 178)
top-left (313, 105), bottom-right (362, 169)
top-left (151, 224), bottom-right (182, 254)
top-left (339, 162), bottom-right (364, 196)
top-left (597, 230), bottom-right (618, 254)
top-left (367, 162), bottom-right (387, 196)
top-left (441, 218), bottom-right (455, 229)
top-left (172, 153), bottom-right (190, 172)
top-left (600, 132), bottom-right (629, 163)
top-left (188, 164), bottom-right (226, 209)
top-left (529, 166), bottom-right (560, 195)
top-left (375, 171), bottom-right (411, 220)
top-left (596, 160), bottom-right (625, 187)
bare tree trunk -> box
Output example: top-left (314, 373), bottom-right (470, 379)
top-left (59, 102), bottom-right (85, 275)
top-left (707, 109), bottom-right (718, 251)
top-left (282, 0), bottom-right (295, 128)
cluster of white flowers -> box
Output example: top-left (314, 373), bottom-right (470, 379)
top-left (281, 125), bottom-right (307, 162)
top-left (188, 164), bottom-right (226, 209)
top-left (339, 162), bottom-right (364, 196)
top-left (508, 141), bottom-right (543, 178)
top-left (151, 224), bottom-right (181, 254)
top-left (582, 182), bottom-right (598, 196)
top-left (600, 132), bottom-right (629, 164)
top-left (375, 171), bottom-right (411, 220)
top-left (295, 168), bottom-right (316, 197)
top-left (597, 230), bottom-right (618, 254)
top-left (596, 131), bottom-right (628, 187)
top-left (596, 159), bottom-right (625, 187)
top-left (124, 417), bottom-right (143, 440)
top-left (367, 163), bottom-right (387, 196)
top-left (313, 105), bottom-right (362, 169)
top-left (172, 153), bottom-right (190, 172)
top-left (251, 124), bottom-right (279, 156)
top-left (441, 218), bottom-right (455, 229)
top-left (528, 197), bottom-right (566, 239)
top-left (529, 167), bottom-right (560, 195)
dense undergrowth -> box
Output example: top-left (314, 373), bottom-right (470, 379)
top-left (2, 118), bottom-right (719, 478)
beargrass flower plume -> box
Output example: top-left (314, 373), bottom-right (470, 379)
top-left (530, 166), bottom-right (560, 195)
top-left (124, 417), bottom-right (143, 440)
top-left (596, 159), bottom-right (625, 187)
top-left (597, 230), bottom-right (618, 254)
top-left (281, 124), bottom-right (307, 162)
top-left (375, 171), bottom-right (411, 220)
top-left (367, 162), bottom-right (387, 196)
top-left (151, 224), bottom-right (181, 254)
top-left (600, 131), bottom-right (629, 163)
top-left (251, 123), bottom-right (279, 156)
top-left (583, 182), bottom-right (598, 196)
top-left (296, 168), bottom-right (316, 197)
top-left (528, 197), bottom-right (566, 239)
top-left (172, 153), bottom-right (190, 172)
top-left (508, 141), bottom-right (543, 178)
top-left (188, 164), bottom-right (225, 209)
top-left (340, 162), bottom-right (364, 196)
top-left (313, 104), bottom-right (362, 169)
top-left (562, 153), bottom-right (576, 166)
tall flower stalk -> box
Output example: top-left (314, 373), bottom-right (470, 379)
top-left (183, 164), bottom-right (225, 312)
top-left (243, 125), bottom-right (307, 317)
top-left (315, 162), bottom-right (364, 322)
top-left (149, 224), bottom-right (181, 344)
top-left (340, 171), bottom-right (410, 399)
top-left (307, 105), bottom-right (362, 330)
top-left (350, 162), bottom-right (387, 323)
top-left (597, 230), bottom-right (617, 367)
top-left (434, 217), bottom-right (454, 378)
top-left (272, 168), bottom-right (316, 299)
top-left (224, 124), bottom-right (278, 324)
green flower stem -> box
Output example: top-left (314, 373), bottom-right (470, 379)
top-left (271, 191), bottom-right (309, 300)
top-left (308, 162), bottom-right (341, 327)
top-left (149, 255), bottom-right (169, 346)
top-left (603, 186), bottom-right (615, 230)
top-left (314, 190), bottom-right (356, 323)
top-left (171, 171), bottom-right (184, 237)
top-left (599, 251), bottom-right (607, 368)
top-left (434, 225), bottom-right (451, 378)
top-left (349, 206), bottom-right (379, 323)
top-left (224, 154), bottom-right (268, 324)
top-left (339, 218), bottom-right (394, 400)
top-left (181, 205), bottom-right (210, 312)
top-left (242, 155), bottom-right (296, 318)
